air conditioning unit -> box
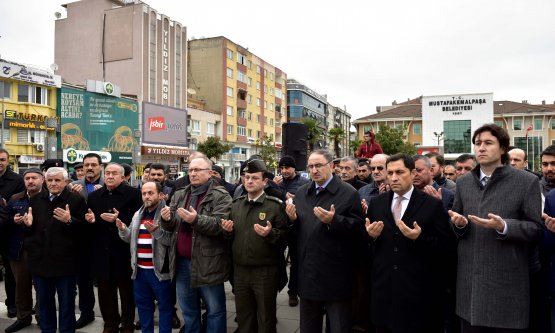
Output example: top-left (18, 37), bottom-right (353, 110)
top-left (36, 144), bottom-right (44, 151)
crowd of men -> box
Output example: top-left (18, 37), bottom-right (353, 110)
top-left (0, 122), bottom-right (555, 333)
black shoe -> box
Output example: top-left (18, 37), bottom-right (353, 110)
top-left (172, 313), bottom-right (181, 329)
top-left (75, 315), bottom-right (95, 329)
top-left (7, 307), bottom-right (17, 319)
top-left (288, 294), bottom-right (299, 307)
top-left (5, 319), bottom-right (31, 333)
top-left (134, 320), bottom-right (141, 330)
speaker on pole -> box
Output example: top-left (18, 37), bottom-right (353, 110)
top-left (282, 122), bottom-right (308, 171)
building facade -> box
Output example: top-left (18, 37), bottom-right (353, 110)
top-left (188, 36), bottom-right (287, 176)
top-left (327, 104), bottom-right (351, 157)
top-left (353, 94), bottom-right (555, 170)
top-left (0, 59), bottom-right (61, 172)
top-left (286, 78), bottom-right (328, 140)
top-left (55, 0), bottom-right (187, 109)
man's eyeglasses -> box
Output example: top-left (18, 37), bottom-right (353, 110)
top-left (370, 166), bottom-right (384, 171)
top-left (307, 161), bottom-right (331, 170)
top-left (187, 168), bottom-right (211, 173)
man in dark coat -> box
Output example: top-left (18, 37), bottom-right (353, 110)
top-left (366, 154), bottom-right (455, 333)
top-left (285, 149), bottom-right (364, 333)
top-left (0, 148), bottom-right (25, 318)
top-left (86, 163), bottom-right (142, 333)
top-left (24, 167), bottom-right (86, 333)
top-left (5, 169), bottom-right (43, 332)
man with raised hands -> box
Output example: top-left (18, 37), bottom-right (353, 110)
top-left (86, 163), bottom-right (142, 333)
top-left (23, 167), bottom-right (86, 333)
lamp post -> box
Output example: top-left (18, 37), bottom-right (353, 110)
top-left (433, 131), bottom-right (444, 146)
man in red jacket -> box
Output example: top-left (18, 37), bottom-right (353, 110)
top-left (357, 130), bottom-right (383, 159)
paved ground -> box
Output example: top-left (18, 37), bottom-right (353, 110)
top-left (0, 277), bottom-right (302, 332)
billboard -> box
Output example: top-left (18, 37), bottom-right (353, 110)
top-left (57, 86), bottom-right (139, 162)
top-left (142, 102), bottom-right (188, 146)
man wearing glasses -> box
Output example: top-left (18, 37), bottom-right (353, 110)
top-left (161, 156), bottom-right (232, 333)
top-left (285, 149), bottom-right (365, 332)
top-left (359, 154), bottom-right (389, 211)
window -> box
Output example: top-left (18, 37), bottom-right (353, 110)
top-left (226, 49), bottom-right (233, 59)
top-left (494, 120), bottom-right (503, 128)
top-left (237, 71), bottom-right (247, 83)
top-left (1, 81), bottom-right (11, 99)
top-left (227, 105), bottom-right (233, 116)
top-left (256, 66), bottom-right (260, 74)
top-left (18, 84), bottom-right (29, 102)
top-left (264, 116), bottom-right (268, 125)
top-left (275, 89), bottom-right (282, 99)
top-left (227, 125), bottom-right (233, 135)
top-left (534, 119), bottom-right (543, 130)
top-left (270, 72), bottom-right (274, 81)
top-left (226, 86), bottom-right (233, 97)
top-left (513, 119), bottom-right (522, 130)
top-left (2, 128), bottom-right (10, 142)
top-left (17, 129), bottom-right (30, 143)
top-left (256, 82), bottom-right (260, 90)
top-left (257, 130), bottom-right (261, 138)
top-left (248, 112), bottom-right (252, 120)
top-left (552, 119), bottom-right (555, 130)
top-left (32, 130), bottom-right (45, 144)
top-left (257, 98), bottom-right (261, 107)
top-left (270, 88), bottom-right (274, 96)
top-left (248, 129), bottom-right (252, 137)
top-left (264, 100), bottom-right (267, 109)
top-left (270, 133), bottom-right (274, 141)
top-left (248, 95), bottom-right (252, 104)
top-left (264, 85), bottom-right (268, 93)
top-left (257, 115), bottom-right (260, 123)
top-left (237, 126), bottom-right (246, 136)
top-left (270, 118), bottom-right (274, 126)
top-left (444, 120), bottom-right (471, 154)
top-left (247, 60), bottom-right (252, 69)
top-left (237, 52), bottom-right (246, 65)
top-left (191, 120), bottom-right (201, 134)
top-left (248, 77), bottom-right (252, 87)
top-left (264, 69), bottom-right (267, 78)
top-left (412, 123), bottom-right (421, 134)
top-left (32, 86), bottom-right (49, 105)
top-left (207, 122), bottom-right (215, 135)
top-left (237, 109), bottom-right (246, 118)
top-left (226, 68), bottom-right (233, 78)
top-left (270, 103), bottom-right (274, 111)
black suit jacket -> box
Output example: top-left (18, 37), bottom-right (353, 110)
top-left (367, 188), bottom-right (455, 333)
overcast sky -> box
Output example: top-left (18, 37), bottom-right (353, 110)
top-left (2, 0), bottom-right (554, 120)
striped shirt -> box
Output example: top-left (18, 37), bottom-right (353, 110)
top-left (137, 210), bottom-right (155, 269)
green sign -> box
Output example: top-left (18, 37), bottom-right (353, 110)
top-left (57, 86), bottom-right (139, 155)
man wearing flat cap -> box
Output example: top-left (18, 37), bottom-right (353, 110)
top-left (222, 159), bottom-right (287, 333)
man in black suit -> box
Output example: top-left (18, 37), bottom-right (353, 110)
top-left (365, 154), bottom-right (455, 333)
top-left (285, 149), bottom-right (364, 333)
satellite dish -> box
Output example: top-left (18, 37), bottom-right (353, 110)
top-left (54, 12), bottom-right (61, 19)
top-left (50, 63), bottom-right (58, 72)
top-left (187, 88), bottom-right (197, 95)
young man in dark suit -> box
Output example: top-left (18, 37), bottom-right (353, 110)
top-left (365, 154), bottom-right (455, 333)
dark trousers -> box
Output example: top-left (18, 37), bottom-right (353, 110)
top-left (34, 274), bottom-right (76, 333)
top-left (97, 277), bottom-right (135, 331)
top-left (287, 233), bottom-right (298, 296)
top-left (1, 251), bottom-right (16, 309)
top-left (76, 257), bottom-right (95, 318)
top-left (460, 318), bottom-right (527, 333)
top-left (300, 298), bottom-right (351, 333)
top-left (351, 259), bottom-right (370, 331)
top-left (234, 265), bottom-right (278, 333)
top-left (9, 251), bottom-right (36, 321)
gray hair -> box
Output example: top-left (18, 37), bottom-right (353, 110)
top-left (106, 162), bottom-right (125, 175)
top-left (340, 156), bottom-right (358, 169)
top-left (45, 167), bottom-right (68, 180)
top-left (190, 156), bottom-right (213, 168)
top-left (412, 155), bottom-right (432, 169)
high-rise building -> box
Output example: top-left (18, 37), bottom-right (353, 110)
top-left (188, 37), bottom-right (287, 172)
top-left (55, 0), bottom-right (187, 109)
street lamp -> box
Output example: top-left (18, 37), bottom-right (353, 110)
top-left (433, 131), bottom-right (444, 146)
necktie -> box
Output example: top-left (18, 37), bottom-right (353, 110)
top-left (392, 196), bottom-right (404, 221)
top-left (49, 194), bottom-right (57, 202)
top-left (316, 187), bottom-right (324, 195)
top-left (482, 176), bottom-right (490, 186)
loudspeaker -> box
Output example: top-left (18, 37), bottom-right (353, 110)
top-left (282, 123), bottom-right (308, 170)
